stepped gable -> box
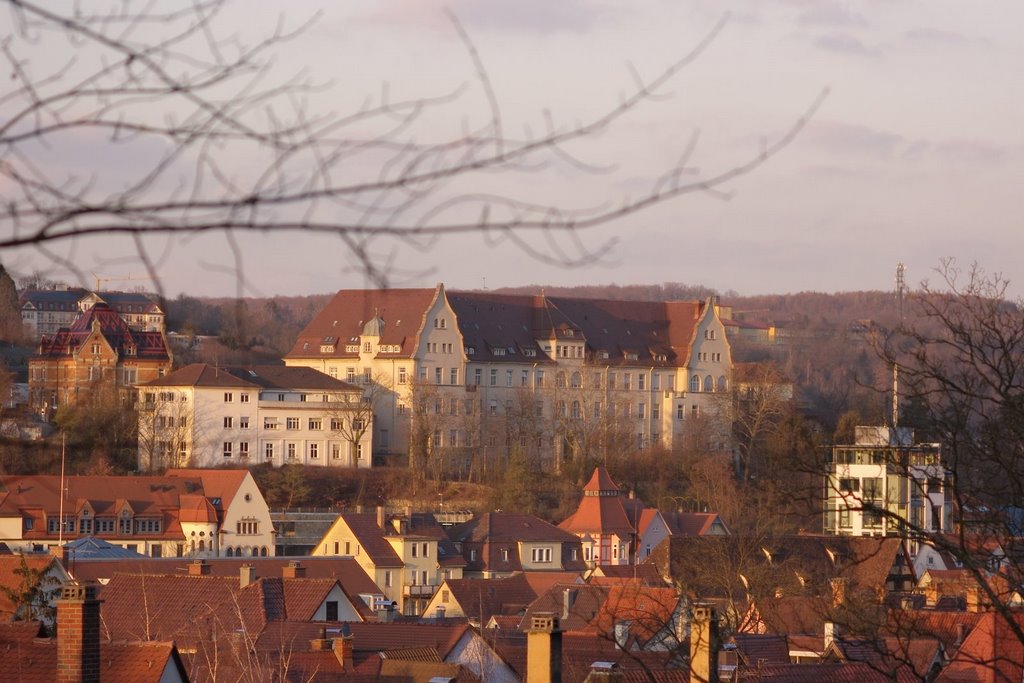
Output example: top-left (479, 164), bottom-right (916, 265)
top-left (559, 467), bottom-right (635, 537)
top-left (37, 302), bottom-right (169, 360)
top-left (286, 287), bottom-right (439, 360)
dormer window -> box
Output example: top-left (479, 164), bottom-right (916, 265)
top-left (91, 343), bottom-right (101, 355)
top-left (492, 347), bottom-right (506, 357)
top-left (523, 349), bottom-right (536, 358)
top-left (625, 352), bottom-right (638, 361)
top-left (465, 346), bottom-right (475, 355)
top-left (124, 345), bottom-right (136, 356)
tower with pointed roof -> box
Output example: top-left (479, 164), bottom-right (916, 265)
top-left (558, 467), bottom-right (637, 567)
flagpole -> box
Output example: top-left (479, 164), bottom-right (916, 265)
top-left (57, 432), bottom-right (66, 546)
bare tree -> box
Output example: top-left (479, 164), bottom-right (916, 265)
top-left (0, 0), bottom-right (825, 293)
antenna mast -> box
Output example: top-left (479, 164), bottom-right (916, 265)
top-left (893, 262), bottom-right (906, 427)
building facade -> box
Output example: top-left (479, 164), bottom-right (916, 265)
top-left (284, 285), bottom-right (733, 467)
top-left (0, 469), bottom-right (273, 558)
top-left (138, 364), bottom-right (372, 470)
top-left (29, 303), bottom-right (172, 415)
top-left (20, 288), bottom-right (165, 339)
top-left (824, 426), bottom-right (951, 539)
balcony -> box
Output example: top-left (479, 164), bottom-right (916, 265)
top-left (403, 583), bottom-right (437, 598)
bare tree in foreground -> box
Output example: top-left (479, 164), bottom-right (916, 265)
top-left (1, 0), bottom-right (826, 294)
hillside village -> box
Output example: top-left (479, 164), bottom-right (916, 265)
top-left (0, 279), bottom-right (1022, 682)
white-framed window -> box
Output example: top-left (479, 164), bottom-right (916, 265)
top-left (286, 417), bottom-right (299, 430)
top-left (239, 441), bottom-right (249, 457)
top-left (224, 416), bottom-right (233, 428)
top-left (450, 368), bottom-right (459, 385)
top-left (309, 443), bottom-right (319, 459)
top-left (223, 442), bottom-right (232, 457)
top-left (489, 369), bottom-right (497, 386)
top-left (240, 416), bottom-right (249, 429)
top-left (287, 443), bottom-right (297, 459)
top-left (309, 419), bottom-right (322, 430)
top-left (265, 443), bottom-right (274, 459)
top-left (224, 392), bottom-right (233, 402)
top-left (398, 367), bottom-right (407, 384)
top-left (531, 547), bottom-right (552, 563)
top-left (264, 418), bottom-right (279, 430)
top-left (240, 393), bottom-right (250, 403)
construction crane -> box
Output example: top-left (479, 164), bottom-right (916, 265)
top-left (92, 272), bottom-right (153, 291)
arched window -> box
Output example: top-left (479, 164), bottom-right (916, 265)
top-left (226, 547), bottom-right (234, 557)
top-left (717, 376), bottom-right (728, 392)
top-left (260, 547), bottom-right (268, 557)
top-left (704, 375), bottom-right (714, 392)
top-left (690, 375), bottom-right (700, 393)
top-left (571, 372), bottom-right (581, 389)
top-left (198, 540), bottom-right (205, 552)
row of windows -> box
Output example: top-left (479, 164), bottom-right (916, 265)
top-left (689, 375), bottom-right (728, 393)
top-left (223, 392), bottom-right (251, 403)
top-left (260, 417), bottom-right (362, 431)
top-left (259, 442), bottom-right (365, 461)
top-left (41, 516), bottom-right (160, 534)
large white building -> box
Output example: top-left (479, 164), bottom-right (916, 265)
top-left (284, 284), bottom-right (733, 468)
top-left (138, 364), bottom-right (372, 470)
top-left (824, 426), bottom-right (951, 539)
top-left (20, 288), bottom-right (165, 338)
top-left (0, 469), bottom-right (273, 558)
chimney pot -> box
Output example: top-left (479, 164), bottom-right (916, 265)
top-left (240, 564), bottom-right (256, 588)
top-left (188, 559), bottom-right (210, 576)
top-left (57, 581), bottom-right (101, 683)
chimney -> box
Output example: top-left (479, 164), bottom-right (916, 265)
top-left (310, 625), bottom-right (331, 651)
top-left (57, 582), bottom-right (101, 683)
top-left (240, 564), bottom-right (256, 588)
top-left (829, 577), bottom-right (846, 608)
top-left (376, 505), bottom-right (385, 529)
top-left (527, 613), bottom-right (562, 683)
top-left (965, 586), bottom-right (981, 613)
top-left (283, 560), bottom-right (306, 579)
top-left (333, 624), bottom-right (355, 671)
top-left (376, 602), bottom-right (397, 624)
top-left (188, 559), bottom-right (211, 576)
top-left (562, 588), bottom-right (577, 621)
top-left (689, 604), bottom-right (719, 683)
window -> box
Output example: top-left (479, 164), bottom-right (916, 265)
top-left (474, 368), bottom-right (482, 385)
top-left (309, 443), bottom-right (319, 459)
top-left (435, 367), bottom-right (442, 384)
top-left (531, 547), bottom-right (552, 563)
top-left (449, 429), bottom-right (458, 447)
top-left (237, 519), bottom-right (260, 535)
top-left (223, 442), bottom-right (233, 457)
top-left (653, 404), bottom-right (660, 419)
top-left (652, 374), bottom-right (660, 390)
top-left (422, 543), bottom-right (429, 557)
top-left (449, 398), bottom-right (459, 416)
top-left (224, 416), bottom-right (233, 428)
top-left (309, 419), bottom-right (322, 430)
top-left (638, 374), bottom-right (645, 391)
top-left (536, 370), bottom-right (544, 387)
top-left (240, 416), bottom-right (249, 429)
top-left (264, 418), bottom-right (279, 430)
top-left (331, 443), bottom-right (341, 459)
top-left (287, 443), bottom-right (297, 460)
top-left (704, 375), bottom-right (714, 392)
top-left (135, 519), bottom-right (161, 533)
top-left (239, 441), bottom-right (249, 457)
top-left (691, 375), bottom-right (700, 392)
top-left (240, 393), bottom-right (250, 403)
top-left (398, 367), bottom-right (407, 384)
top-left (556, 372), bottom-right (566, 388)
top-left (122, 367), bottom-right (137, 385)
top-left (412, 544), bottom-right (418, 558)
top-left (522, 370), bottom-right (529, 386)
top-left (839, 507), bottom-right (852, 529)
top-left (489, 369), bottom-right (497, 386)
top-left (325, 601), bottom-right (339, 621)
top-left (489, 400), bottom-right (497, 415)
top-left (91, 343), bottom-right (101, 355)
top-left (385, 571), bottom-right (392, 588)
top-left (449, 368), bottom-right (458, 385)
top-left (838, 478), bottom-right (859, 493)
top-left (501, 548), bottom-right (510, 562)
top-left (120, 517), bottom-right (132, 534)
top-left (863, 477), bottom-right (883, 501)
top-left (432, 430), bottom-right (441, 447)
top-left (506, 370), bottom-right (513, 386)
top-left (286, 417), bottom-right (299, 430)
top-left (79, 517), bottom-right (92, 534)
top-left (623, 374), bottom-right (631, 390)
top-left (717, 375), bottom-right (727, 391)
top-left (638, 402), bottom-right (645, 418)
top-left (329, 367), bottom-right (338, 378)
top-left (347, 367), bottom-right (356, 383)
top-left (224, 392), bottom-right (233, 402)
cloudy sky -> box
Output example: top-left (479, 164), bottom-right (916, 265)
top-left (5, 0), bottom-right (1022, 298)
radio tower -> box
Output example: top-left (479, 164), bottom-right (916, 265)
top-left (893, 262), bottom-right (906, 427)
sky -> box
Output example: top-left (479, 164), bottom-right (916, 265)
top-left (4, 0), bottom-right (1022, 299)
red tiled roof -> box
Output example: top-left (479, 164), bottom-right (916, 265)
top-left (0, 556), bottom-right (62, 620)
top-left (449, 512), bottom-right (585, 573)
top-left (286, 288), bottom-right (440, 360)
top-left (165, 468), bottom-right (249, 512)
top-left (0, 621), bottom-right (186, 683)
top-left (142, 363), bottom-right (257, 388)
top-left (442, 574), bottom-right (538, 623)
top-left (559, 468), bottom-right (635, 537)
top-left (936, 611), bottom-right (1024, 683)
top-left (35, 303), bottom-right (169, 362)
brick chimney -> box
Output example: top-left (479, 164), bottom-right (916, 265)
top-left (689, 604), bottom-right (719, 683)
top-left (57, 582), bottom-right (101, 683)
top-left (188, 559), bottom-right (211, 576)
top-left (240, 564), bottom-right (256, 588)
top-left (334, 624), bottom-right (355, 671)
top-left (283, 560), bottom-right (306, 579)
top-left (527, 613), bottom-right (562, 683)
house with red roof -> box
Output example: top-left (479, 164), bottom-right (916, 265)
top-left (138, 363), bottom-right (370, 470)
top-left (447, 511), bottom-right (587, 578)
top-left (0, 469), bottom-right (272, 558)
top-left (28, 302), bottom-right (172, 416)
top-left (559, 468), bottom-right (638, 567)
top-left (312, 508), bottom-right (466, 616)
top-left (284, 284), bottom-right (732, 467)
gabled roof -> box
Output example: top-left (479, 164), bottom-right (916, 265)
top-left (223, 365), bottom-right (361, 392)
top-left (0, 555), bottom-right (65, 620)
top-left (440, 574), bottom-right (538, 623)
top-left (935, 611), bottom-right (1024, 683)
top-left (449, 511), bottom-right (585, 573)
top-left (165, 468), bottom-right (251, 512)
top-left (142, 363), bottom-right (257, 388)
top-left (61, 536), bottom-right (147, 560)
top-left (324, 512), bottom-right (466, 569)
top-left (35, 303), bottom-right (169, 361)
top-left (286, 288), bottom-right (440, 360)
top-left (0, 621), bottom-right (187, 683)
top-left (661, 510), bottom-right (730, 536)
top-left (559, 468), bottom-right (635, 537)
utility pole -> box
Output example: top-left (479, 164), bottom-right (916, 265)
top-left (892, 262), bottom-right (905, 428)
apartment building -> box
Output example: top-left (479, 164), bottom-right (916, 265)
top-left (0, 469), bottom-right (273, 558)
top-left (138, 364), bottom-right (372, 470)
top-left (20, 288), bottom-right (165, 338)
top-left (824, 426), bottom-right (951, 539)
top-left (284, 284), bottom-right (733, 466)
